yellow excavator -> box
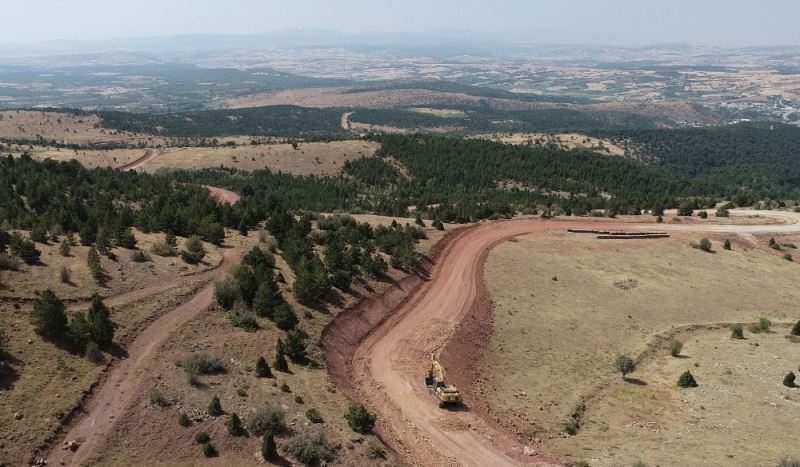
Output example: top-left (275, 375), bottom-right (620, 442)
top-left (425, 354), bottom-right (462, 408)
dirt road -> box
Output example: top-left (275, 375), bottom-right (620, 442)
top-left (345, 211), bottom-right (800, 467)
top-left (204, 185), bottom-right (241, 205)
top-left (341, 111), bottom-right (353, 131)
top-left (118, 148), bottom-right (160, 171)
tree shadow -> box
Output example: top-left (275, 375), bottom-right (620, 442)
top-left (623, 377), bottom-right (648, 386)
top-left (672, 354), bottom-right (691, 359)
top-left (0, 354), bottom-right (22, 391)
top-left (105, 341), bottom-right (129, 360)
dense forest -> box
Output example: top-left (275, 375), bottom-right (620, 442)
top-left (349, 107), bottom-right (661, 133)
top-left (98, 106), bottom-right (347, 138)
top-left (592, 122), bottom-right (800, 199)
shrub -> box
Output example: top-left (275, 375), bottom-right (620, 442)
top-left (229, 303), bottom-right (259, 332)
top-left (84, 341), bottom-right (104, 364)
top-left (208, 395), bottom-right (223, 416)
top-left (214, 277), bottom-right (239, 310)
top-left (194, 431), bottom-right (210, 444)
top-left (149, 389), bottom-right (172, 407)
top-left (770, 238), bottom-right (781, 250)
top-left (280, 383), bottom-right (291, 393)
top-left (87, 247), bottom-right (105, 285)
top-left (365, 439), bottom-right (386, 459)
top-left (202, 442), bottom-right (217, 457)
top-left (792, 320), bottom-right (800, 337)
top-left (247, 404), bottom-right (286, 435)
top-left (345, 403), bottom-right (376, 434)
top-left (273, 303), bottom-right (299, 331)
top-left (784, 252), bottom-right (794, 261)
top-left (731, 325), bottom-right (744, 339)
top-left (778, 459), bottom-right (800, 467)
top-left (185, 235), bottom-right (205, 253)
top-left (614, 355), bottom-right (635, 378)
top-left (60, 266), bottom-right (71, 283)
top-left (255, 356), bottom-right (272, 378)
top-left (698, 210), bottom-right (708, 219)
top-left (677, 370), bottom-right (698, 388)
top-left (131, 250), bottom-right (150, 262)
top-left (226, 413), bottom-right (243, 435)
top-left (181, 352), bottom-right (226, 384)
top-left (0, 253), bottom-right (20, 270)
top-left (305, 408), bottom-right (323, 423)
top-left (784, 372), bottom-right (796, 388)
top-left (67, 312), bottom-right (91, 350)
top-left (180, 249), bottom-right (205, 264)
top-left (563, 420), bottom-right (578, 436)
top-left (285, 328), bottom-right (307, 362)
top-left (261, 431), bottom-right (277, 461)
top-left (59, 239), bottom-right (71, 257)
top-left (757, 317), bottom-right (771, 333)
top-left (723, 239), bottom-right (731, 250)
top-left (669, 339), bottom-right (683, 357)
top-left (253, 278), bottom-right (283, 318)
top-left (178, 413), bottom-right (191, 427)
top-left (150, 241), bottom-right (177, 257)
top-left (697, 237), bottom-right (712, 252)
top-left (274, 341), bottom-right (289, 372)
top-left (30, 289), bottom-right (68, 340)
top-left (432, 219), bottom-right (445, 230)
top-left (716, 208), bottom-right (730, 217)
top-left (10, 234), bottom-right (40, 264)
top-left (87, 294), bottom-right (115, 346)
top-left (284, 432), bottom-right (334, 466)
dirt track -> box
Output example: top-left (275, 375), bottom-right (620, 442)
top-left (44, 187), bottom-right (242, 465)
top-left (118, 148), bottom-right (160, 171)
top-left (339, 211), bottom-right (800, 467)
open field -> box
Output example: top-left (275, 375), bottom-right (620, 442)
top-left (0, 230), bottom-right (223, 301)
top-left (474, 132), bottom-right (626, 156)
top-left (481, 230), bottom-right (800, 465)
top-left (140, 140), bottom-right (378, 175)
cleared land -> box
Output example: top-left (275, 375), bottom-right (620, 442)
top-left (475, 132), bottom-right (626, 156)
top-left (139, 140), bottom-right (378, 175)
top-left (482, 230), bottom-right (800, 465)
top-left (0, 110), bottom-right (147, 145)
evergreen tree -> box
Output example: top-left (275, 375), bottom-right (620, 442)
top-left (285, 329), bottom-right (306, 362)
top-left (253, 276), bottom-right (283, 318)
top-left (614, 355), bottom-right (635, 378)
top-left (233, 265), bottom-right (258, 307)
top-left (677, 371), bottom-right (698, 388)
top-left (238, 219), bottom-right (248, 237)
top-left (255, 356), bottom-right (272, 378)
top-left (261, 431), bottom-right (277, 461)
top-left (59, 238), bottom-right (71, 256)
top-left (723, 239), bottom-right (731, 250)
top-left (226, 413), bottom-right (243, 435)
top-left (791, 320), bottom-right (800, 337)
top-left (79, 224), bottom-right (96, 246)
top-left (273, 304), bottom-right (298, 331)
top-left (345, 403), bottom-right (376, 434)
top-left (87, 294), bottom-right (114, 346)
top-left (208, 395), bottom-right (223, 416)
top-left (274, 339), bottom-right (289, 372)
top-left (87, 247), bottom-right (105, 285)
top-left (30, 289), bottom-right (68, 340)
top-left (67, 312), bottom-right (92, 351)
top-left (784, 372), bottom-right (796, 388)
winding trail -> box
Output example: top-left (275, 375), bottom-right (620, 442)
top-left (342, 210), bottom-right (800, 467)
top-left (44, 186), bottom-right (242, 466)
top-left (118, 148), bottom-right (161, 172)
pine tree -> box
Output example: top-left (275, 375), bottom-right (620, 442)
top-left (67, 312), bottom-right (91, 350)
top-left (260, 431), bottom-right (277, 461)
top-left (253, 276), bottom-right (283, 318)
top-left (59, 238), bottom-right (71, 257)
top-left (255, 356), bottom-right (272, 378)
top-left (791, 320), bottom-right (800, 337)
top-left (226, 413), bottom-right (243, 435)
top-left (30, 289), bottom-right (68, 340)
top-left (208, 395), bottom-right (223, 416)
top-left (238, 219), bottom-right (248, 237)
top-left (677, 371), bottom-right (698, 388)
top-left (723, 239), bottom-right (731, 250)
top-left (784, 372), bottom-right (796, 388)
top-left (87, 294), bottom-right (114, 346)
top-left (274, 339), bottom-right (289, 372)
top-left (285, 329), bottom-right (306, 362)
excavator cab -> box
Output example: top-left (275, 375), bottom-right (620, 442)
top-left (425, 354), bottom-right (462, 407)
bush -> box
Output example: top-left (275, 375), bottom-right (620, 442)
top-left (563, 420), bottom-right (578, 436)
top-left (697, 237), bottom-right (712, 252)
top-left (614, 355), bottom-right (635, 378)
top-left (274, 341), bottom-right (289, 372)
top-left (365, 439), bottom-right (386, 459)
top-left (779, 459), bottom-right (800, 467)
top-left (731, 325), bottom-right (744, 339)
top-left (0, 253), bottom-right (20, 271)
top-left (194, 431), bottom-right (210, 444)
top-left (226, 413), bottom-right (243, 435)
top-left (273, 303), bottom-right (299, 331)
top-left (60, 266), bottom-right (71, 283)
top-left (185, 235), bottom-right (205, 253)
top-left (285, 329), bottom-right (307, 362)
top-left (284, 432), bottom-right (334, 466)
top-left (669, 339), bottom-right (683, 357)
top-left (178, 413), bottom-right (191, 427)
top-left (716, 208), bottom-right (730, 217)
top-left (280, 383), bottom-right (291, 393)
top-left (723, 239), bottom-right (732, 250)
top-left (791, 320), bottom-right (800, 337)
top-left (180, 249), bottom-right (205, 264)
top-left (247, 404), bottom-right (286, 435)
top-left (84, 341), bottom-right (104, 364)
top-left (131, 250), bottom-right (150, 262)
top-left (149, 388), bottom-right (172, 407)
top-left (208, 395), bottom-right (223, 416)
top-left (59, 239), bottom-right (71, 257)
top-left (87, 294), bottom-right (114, 346)
top-left (261, 431), bottom-right (277, 461)
top-left (255, 356), bottom-right (272, 378)
top-left (345, 403), bottom-right (376, 434)
top-left (305, 408), bottom-right (323, 423)
top-left (10, 234), bottom-right (41, 264)
top-left (677, 370), bottom-right (698, 388)
top-left (698, 210), bottom-right (708, 219)
top-left (150, 241), bottom-right (177, 257)
top-left (757, 317), bottom-right (771, 333)
top-left (784, 372), bottom-right (796, 388)
top-left (784, 252), bottom-right (794, 262)
top-left (202, 442), bottom-right (217, 458)
top-left (30, 289), bottom-right (68, 340)
top-left (432, 219), bottom-right (445, 230)
top-left (181, 352), bottom-right (226, 384)
top-left (214, 277), bottom-right (239, 310)
top-left (229, 303), bottom-right (258, 332)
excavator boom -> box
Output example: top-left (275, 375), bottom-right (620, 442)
top-left (424, 354), bottom-right (462, 407)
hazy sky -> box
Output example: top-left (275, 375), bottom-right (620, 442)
top-left (2, 0), bottom-right (798, 47)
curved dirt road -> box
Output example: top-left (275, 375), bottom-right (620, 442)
top-left (118, 148), bottom-right (161, 171)
top-left (45, 186), bottom-right (242, 466)
top-left (349, 211), bottom-right (800, 467)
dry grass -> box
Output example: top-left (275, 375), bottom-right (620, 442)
top-left (26, 146), bottom-right (147, 169)
top-left (0, 230), bottom-right (223, 301)
top-left (482, 231), bottom-right (800, 463)
top-left (475, 132), bottom-right (626, 156)
top-left (138, 140), bottom-right (378, 175)
top-left (0, 110), bottom-right (141, 145)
